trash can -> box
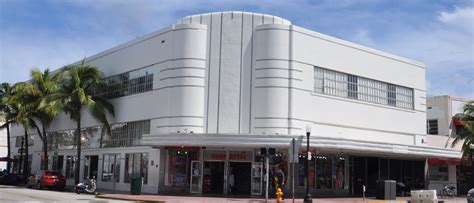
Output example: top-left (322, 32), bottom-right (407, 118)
top-left (376, 180), bottom-right (396, 200)
top-left (130, 177), bottom-right (142, 195)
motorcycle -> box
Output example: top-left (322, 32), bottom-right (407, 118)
top-left (443, 185), bottom-right (456, 197)
top-left (75, 178), bottom-right (98, 195)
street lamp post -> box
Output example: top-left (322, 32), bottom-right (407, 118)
top-left (304, 125), bottom-right (312, 203)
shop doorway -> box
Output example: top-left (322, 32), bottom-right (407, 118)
top-left (203, 161), bottom-right (225, 194)
top-left (84, 155), bottom-right (99, 179)
top-left (351, 157), bottom-right (366, 195)
top-left (228, 162), bottom-right (251, 195)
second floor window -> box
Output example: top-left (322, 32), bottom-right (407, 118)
top-left (427, 119), bottom-right (438, 135)
top-left (97, 67), bottom-right (153, 99)
top-left (314, 66), bottom-right (414, 110)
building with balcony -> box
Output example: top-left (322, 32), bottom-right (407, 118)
top-left (8, 11), bottom-right (462, 196)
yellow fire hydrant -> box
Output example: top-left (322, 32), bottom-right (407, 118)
top-left (276, 187), bottom-right (283, 203)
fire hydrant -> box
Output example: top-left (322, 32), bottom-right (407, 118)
top-left (276, 187), bottom-right (283, 203)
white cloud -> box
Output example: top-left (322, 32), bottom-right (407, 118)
top-left (439, 6), bottom-right (474, 32)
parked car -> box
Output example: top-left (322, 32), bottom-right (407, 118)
top-left (0, 173), bottom-right (23, 185)
top-left (468, 188), bottom-right (474, 203)
top-left (27, 170), bottom-right (66, 190)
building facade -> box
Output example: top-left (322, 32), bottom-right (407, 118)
top-left (426, 95), bottom-right (472, 194)
top-left (8, 12), bottom-right (462, 196)
top-left (0, 116), bottom-right (7, 170)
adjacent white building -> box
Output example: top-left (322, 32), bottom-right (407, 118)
top-left (426, 95), bottom-right (471, 194)
top-left (0, 116), bottom-right (7, 170)
top-left (8, 11), bottom-right (462, 196)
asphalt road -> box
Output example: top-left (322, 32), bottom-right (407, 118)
top-left (0, 185), bottom-right (129, 202)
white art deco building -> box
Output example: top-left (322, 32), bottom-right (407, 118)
top-left (9, 11), bottom-right (462, 196)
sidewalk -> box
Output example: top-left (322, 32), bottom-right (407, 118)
top-left (96, 194), bottom-right (413, 203)
top-left (97, 194), bottom-right (468, 203)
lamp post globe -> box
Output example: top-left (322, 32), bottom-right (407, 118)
top-left (304, 124), bottom-right (312, 203)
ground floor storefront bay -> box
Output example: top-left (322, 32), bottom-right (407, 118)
top-left (10, 145), bottom-right (462, 197)
top-left (159, 147), bottom-right (431, 197)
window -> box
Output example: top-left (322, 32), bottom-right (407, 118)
top-left (15, 135), bottom-right (34, 147)
top-left (47, 120), bottom-right (150, 150)
top-left (102, 154), bottom-right (121, 182)
top-left (427, 119), bottom-right (438, 135)
top-left (52, 155), bottom-right (64, 174)
top-left (47, 126), bottom-right (101, 150)
top-left (102, 120), bottom-right (151, 148)
top-left (97, 68), bottom-right (153, 99)
top-left (65, 156), bottom-right (76, 179)
top-left (347, 75), bottom-right (358, 99)
top-left (125, 153), bottom-right (148, 184)
top-left (314, 67), bottom-right (414, 110)
top-left (164, 149), bottom-right (199, 187)
top-left (387, 84), bottom-right (396, 106)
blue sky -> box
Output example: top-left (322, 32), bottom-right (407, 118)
top-left (1, 0), bottom-right (473, 98)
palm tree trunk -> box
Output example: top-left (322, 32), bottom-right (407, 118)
top-left (6, 123), bottom-right (11, 172)
top-left (23, 128), bottom-right (29, 176)
top-left (74, 115), bottom-right (81, 185)
top-left (42, 124), bottom-right (48, 170)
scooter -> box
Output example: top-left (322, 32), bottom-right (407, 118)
top-left (443, 185), bottom-right (456, 197)
top-left (75, 178), bottom-right (98, 195)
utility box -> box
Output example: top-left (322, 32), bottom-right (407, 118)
top-left (376, 180), bottom-right (396, 200)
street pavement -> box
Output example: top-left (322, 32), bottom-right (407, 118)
top-left (0, 185), bottom-right (130, 203)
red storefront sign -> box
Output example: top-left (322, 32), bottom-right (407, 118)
top-left (203, 150), bottom-right (253, 161)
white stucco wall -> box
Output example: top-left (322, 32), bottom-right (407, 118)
top-left (0, 120), bottom-right (7, 170)
top-left (10, 11), bottom-right (430, 155)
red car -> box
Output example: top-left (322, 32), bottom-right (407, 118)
top-left (27, 170), bottom-right (66, 190)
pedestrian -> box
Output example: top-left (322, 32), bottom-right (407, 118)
top-left (275, 166), bottom-right (285, 199)
top-left (228, 170), bottom-right (235, 194)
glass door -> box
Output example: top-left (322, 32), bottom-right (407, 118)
top-left (251, 162), bottom-right (263, 195)
top-left (190, 161), bottom-right (203, 193)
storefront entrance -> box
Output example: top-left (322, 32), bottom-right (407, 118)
top-left (84, 155), bottom-right (99, 179)
top-left (228, 162), bottom-right (251, 195)
top-left (203, 161), bottom-right (225, 194)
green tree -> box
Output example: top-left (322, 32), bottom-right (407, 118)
top-left (452, 101), bottom-right (474, 159)
top-left (44, 62), bottom-right (114, 184)
top-left (5, 84), bottom-right (42, 176)
top-left (14, 69), bottom-right (62, 170)
top-left (0, 83), bottom-right (14, 172)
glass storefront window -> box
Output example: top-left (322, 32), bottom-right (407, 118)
top-left (316, 156), bottom-right (332, 189)
top-left (125, 153), bottom-right (148, 184)
top-left (102, 154), bottom-right (121, 182)
top-left (65, 156), bottom-right (76, 179)
top-left (164, 148), bottom-right (199, 187)
top-left (297, 154), bottom-right (346, 190)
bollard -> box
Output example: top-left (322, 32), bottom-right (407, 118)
top-left (276, 187), bottom-right (284, 203)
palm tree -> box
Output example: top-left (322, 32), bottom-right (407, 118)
top-left (44, 61), bottom-right (114, 184)
top-left (0, 83), bottom-right (14, 172)
top-left (6, 84), bottom-right (41, 176)
top-left (14, 69), bottom-right (62, 170)
top-left (451, 100), bottom-right (474, 189)
top-left (452, 101), bottom-right (474, 159)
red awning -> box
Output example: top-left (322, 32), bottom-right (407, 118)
top-left (428, 158), bottom-right (461, 165)
top-left (0, 157), bottom-right (15, 162)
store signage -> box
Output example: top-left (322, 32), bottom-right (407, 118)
top-left (229, 151), bottom-right (252, 161)
top-left (203, 150), bottom-right (253, 161)
top-left (203, 150), bottom-right (226, 160)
